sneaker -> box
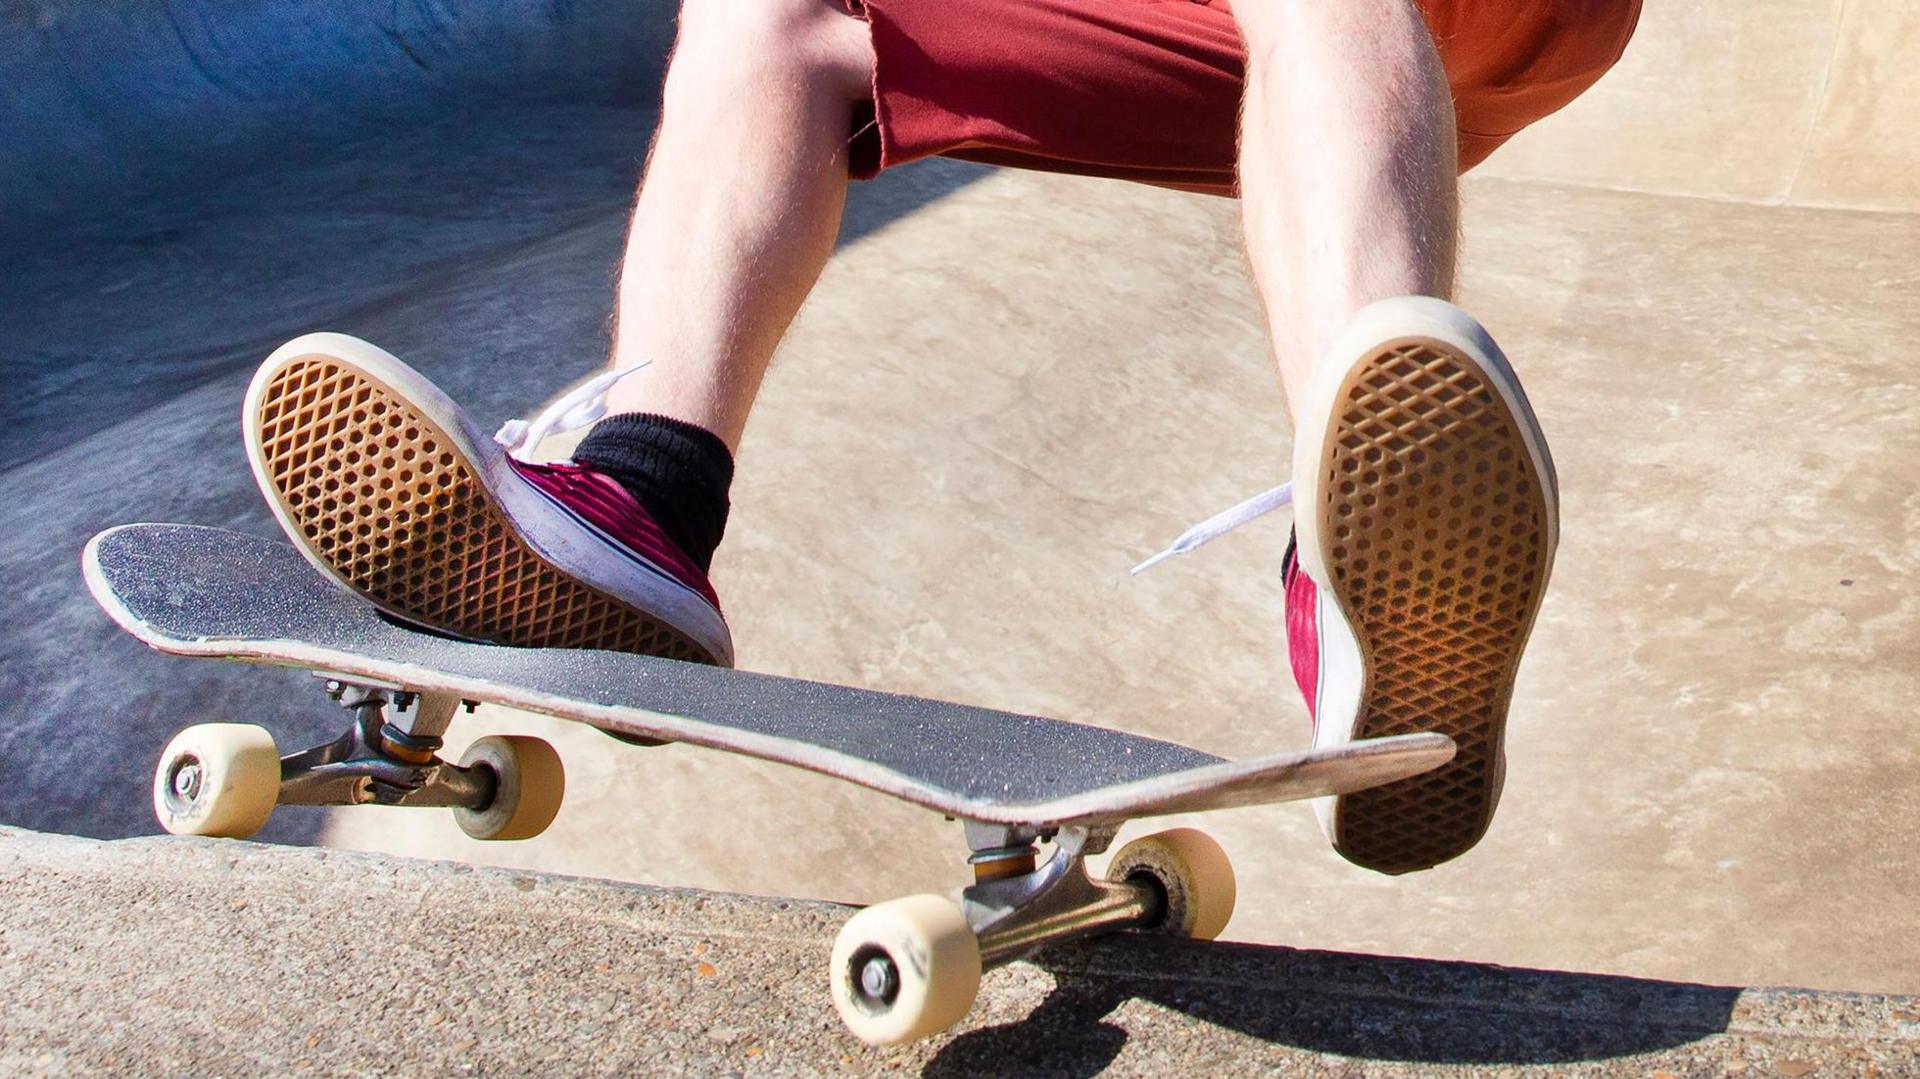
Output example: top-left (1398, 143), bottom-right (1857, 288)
top-left (1292, 297), bottom-right (1557, 872)
top-left (1136, 297), bottom-right (1558, 874)
top-left (242, 333), bottom-right (733, 666)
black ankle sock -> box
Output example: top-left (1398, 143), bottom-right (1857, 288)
top-left (573, 413), bottom-right (734, 572)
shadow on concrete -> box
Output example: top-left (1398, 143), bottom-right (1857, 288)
top-left (0, 1), bottom-right (986, 843)
top-left (927, 942), bottom-right (1743, 1075)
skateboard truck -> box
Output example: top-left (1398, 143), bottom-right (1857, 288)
top-left (962, 823), bottom-right (1157, 966)
top-left (829, 818), bottom-right (1234, 1045)
top-left (151, 675), bottom-right (564, 842)
top-left (272, 675), bottom-right (490, 810)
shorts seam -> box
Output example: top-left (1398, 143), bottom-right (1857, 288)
top-left (841, 0), bottom-right (893, 178)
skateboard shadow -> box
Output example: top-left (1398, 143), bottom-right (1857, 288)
top-left (923, 937), bottom-right (1742, 1076)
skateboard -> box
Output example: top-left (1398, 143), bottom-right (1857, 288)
top-left (83, 522), bottom-right (1455, 1044)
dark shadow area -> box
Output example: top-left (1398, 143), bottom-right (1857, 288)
top-left (926, 938), bottom-right (1745, 1075)
top-left (0, 2), bottom-right (986, 842)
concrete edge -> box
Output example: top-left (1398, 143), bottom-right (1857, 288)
top-left (3, 826), bottom-right (1914, 1075)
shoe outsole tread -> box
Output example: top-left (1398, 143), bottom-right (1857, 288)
top-left (1316, 338), bottom-right (1553, 874)
top-left (253, 356), bottom-right (713, 663)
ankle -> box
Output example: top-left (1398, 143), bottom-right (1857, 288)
top-left (572, 414), bottom-right (735, 571)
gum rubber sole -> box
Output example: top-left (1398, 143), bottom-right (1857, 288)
top-left (252, 356), bottom-right (714, 663)
top-left (1316, 337), bottom-right (1553, 874)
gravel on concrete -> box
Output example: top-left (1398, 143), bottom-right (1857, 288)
top-left (2, 827), bottom-right (1914, 1077)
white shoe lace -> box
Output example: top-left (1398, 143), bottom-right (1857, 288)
top-left (1130, 481), bottom-right (1293, 575)
top-left (494, 361), bottom-right (1289, 571)
top-left (493, 362), bottom-right (652, 462)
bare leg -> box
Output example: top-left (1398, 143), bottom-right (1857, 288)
top-left (603, 0), bottom-right (875, 451)
top-left (1231, 0), bottom-right (1458, 424)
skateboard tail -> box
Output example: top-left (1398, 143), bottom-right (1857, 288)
top-left (965, 732), bottom-right (1455, 828)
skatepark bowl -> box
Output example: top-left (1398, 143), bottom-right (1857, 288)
top-left (5, 0), bottom-right (1919, 1071)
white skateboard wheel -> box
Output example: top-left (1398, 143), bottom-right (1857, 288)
top-left (830, 894), bottom-right (981, 1045)
top-left (1105, 828), bottom-right (1237, 941)
top-left (454, 735), bottom-right (564, 841)
top-left (152, 723), bottom-right (281, 839)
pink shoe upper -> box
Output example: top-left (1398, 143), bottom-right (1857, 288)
top-left (1282, 533), bottom-right (1321, 727)
top-left (508, 459), bottom-right (723, 612)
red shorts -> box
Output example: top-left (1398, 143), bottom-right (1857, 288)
top-left (844, 0), bottom-right (1642, 194)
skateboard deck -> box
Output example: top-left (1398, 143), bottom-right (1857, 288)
top-left (84, 523), bottom-right (1453, 828)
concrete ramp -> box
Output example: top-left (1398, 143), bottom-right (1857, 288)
top-left (1475, 0), bottom-right (1920, 211)
top-left (4, 827), bottom-right (1914, 1075)
top-left (5, 0), bottom-right (1919, 1045)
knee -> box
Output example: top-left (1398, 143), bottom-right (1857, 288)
top-left (1237, 0), bottom-right (1435, 66)
top-left (1239, 0), bottom-right (1449, 112)
top-left (666, 0), bottom-right (868, 103)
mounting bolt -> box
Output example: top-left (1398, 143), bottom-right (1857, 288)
top-left (171, 759), bottom-right (203, 802)
top-left (858, 954), bottom-right (899, 1004)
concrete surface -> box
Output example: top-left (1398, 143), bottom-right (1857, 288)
top-left (4, 0), bottom-right (1919, 1060)
top-left (1473, 0), bottom-right (1920, 212)
top-left (5, 826), bottom-right (1917, 1076)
